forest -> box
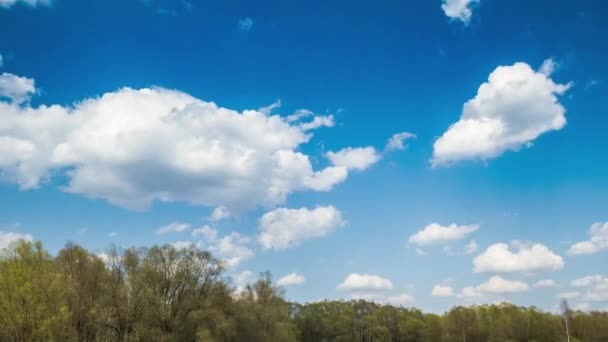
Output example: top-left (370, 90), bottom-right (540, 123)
top-left (0, 240), bottom-right (607, 342)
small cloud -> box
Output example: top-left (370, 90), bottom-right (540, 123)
top-left (441, 0), bottom-right (478, 24)
top-left (385, 132), bottom-right (416, 152)
top-left (533, 279), bottom-right (558, 288)
top-left (108, 232), bottom-right (117, 238)
top-left (432, 284), bottom-right (455, 297)
top-left (75, 228), bottom-right (88, 235)
top-left (209, 206), bottom-right (230, 221)
top-left (277, 272), bottom-right (306, 286)
top-left (568, 222), bottom-right (608, 255)
top-left (156, 222), bottom-right (191, 235)
top-left (539, 58), bottom-right (558, 76)
top-left (415, 248), bottom-right (427, 256)
top-left (238, 17), bottom-right (254, 32)
top-left (409, 223), bottom-right (479, 246)
top-left (464, 240), bottom-right (478, 255)
top-left (584, 80), bottom-right (600, 91)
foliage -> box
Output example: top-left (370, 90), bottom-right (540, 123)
top-left (0, 240), bottom-right (607, 341)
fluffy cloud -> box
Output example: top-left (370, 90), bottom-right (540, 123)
top-left (568, 222), bottom-right (608, 255)
top-left (277, 272), bottom-right (306, 286)
top-left (326, 147), bottom-right (381, 171)
top-left (191, 225), bottom-right (217, 240)
top-left (156, 222), bottom-right (191, 235)
top-left (0, 86), bottom-right (360, 210)
top-left (0, 0), bottom-right (50, 8)
top-left (432, 284), bottom-right (455, 297)
top-left (408, 223), bottom-right (478, 246)
top-left (461, 276), bottom-right (529, 297)
top-left (441, 0), bottom-right (478, 24)
top-left (387, 293), bottom-right (415, 306)
top-left (571, 275), bottom-right (608, 302)
top-left (533, 279), bottom-right (558, 288)
top-left (209, 206), bottom-right (230, 221)
top-left (204, 232), bottom-right (254, 268)
top-left (0, 72), bottom-right (36, 104)
top-left (385, 132), bottom-right (416, 151)
top-left (473, 242), bottom-right (564, 274)
top-left (337, 273), bottom-right (393, 292)
top-left (258, 206), bottom-right (345, 250)
top-left (0, 231), bottom-right (33, 249)
top-left (432, 62), bottom-right (571, 166)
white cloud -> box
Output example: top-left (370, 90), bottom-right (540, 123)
top-left (286, 109), bottom-right (313, 122)
top-left (0, 72), bottom-right (36, 104)
top-left (0, 231), bottom-right (33, 249)
top-left (559, 291), bottom-right (581, 299)
top-left (204, 232), bottom-right (254, 268)
top-left (337, 273), bottom-right (393, 292)
top-left (209, 206), bottom-right (230, 221)
top-left (0, 86), bottom-right (356, 210)
top-left (298, 115), bottom-right (334, 131)
top-left (464, 240), bottom-right (478, 254)
top-left (461, 276), bottom-right (529, 297)
top-left (441, 0), bottom-right (478, 24)
top-left (156, 222), bottom-right (191, 235)
top-left (571, 275), bottom-right (608, 302)
top-left (326, 147), bottom-right (380, 171)
top-left (473, 242), bottom-right (564, 274)
top-left (238, 17), bottom-right (254, 32)
top-left (408, 223), bottom-right (478, 246)
top-left (191, 225), bottom-right (217, 240)
top-left (432, 284), bottom-right (455, 297)
top-left (568, 222), bottom-right (608, 255)
top-left (277, 272), bottom-right (305, 286)
top-left (385, 132), bottom-right (416, 151)
top-left (432, 62), bottom-right (571, 166)
top-left (258, 206), bottom-right (345, 250)
top-left (387, 293), bottom-right (415, 306)
top-left (0, 0), bottom-right (50, 8)
top-left (533, 279), bottom-right (558, 288)
top-left (539, 58), bottom-right (557, 76)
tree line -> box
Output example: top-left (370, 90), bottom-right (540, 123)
top-left (0, 240), bottom-right (607, 341)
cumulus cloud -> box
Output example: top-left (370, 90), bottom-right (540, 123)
top-left (326, 147), bottom-right (381, 171)
top-left (337, 273), bottom-right (393, 292)
top-left (473, 242), bottom-right (564, 274)
top-left (0, 0), bottom-right (50, 8)
top-left (191, 225), bottom-right (217, 240)
top-left (204, 232), bottom-right (254, 268)
top-left (568, 222), bottom-right (608, 255)
top-left (277, 272), bottom-right (305, 286)
top-left (0, 231), bottom-right (33, 249)
top-left (441, 0), bottom-right (478, 24)
top-left (533, 279), bottom-right (558, 288)
top-left (0, 86), bottom-right (361, 210)
top-left (571, 275), bottom-right (608, 302)
top-left (432, 62), bottom-right (571, 166)
top-left (385, 132), bottom-right (416, 151)
top-left (408, 223), bottom-right (479, 246)
top-left (432, 284), bottom-right (455, 297)
top-left (0, 72), bottom-right (36, 104)
top-left (461, 276), bottom-right (529, 297)
top-left (209, 206), bottom-right (230, 221)
top-left (387, 293), bottom-right (415, 306)
top-left (156, 222), bottom-right (191, 235)
top-left (258, 206), bottom-right (345, 250)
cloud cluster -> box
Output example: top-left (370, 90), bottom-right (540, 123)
top-left (571, 275), bottom-right (608, 302)
top-left (409, 223), bottom-right (478, 245)
top-left (441, 0), bottom-right (478, 24)
top-left (461, 276), bottom-right (529, 297)
top-left (0, 0), bottom-right (50, 8)
top-left (0, 72), bottom-right (36, 104)
top-left (0, 86), bottom-right (361, 210)
top-left (432, 62), bottom-right (571, 166)
top-left (0, 231), bottom-right (33, 249)
top-left (277, 272), bottom-right (306, 286)
top-left (258, 206), bottom-right (345, 250)
top-left (473, 242), bottom-right (564, 274)
top-left (568, 222), bottom-right (608, 255)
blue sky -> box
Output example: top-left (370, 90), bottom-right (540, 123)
top-left (1, 0), bottom-right (607, 313)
